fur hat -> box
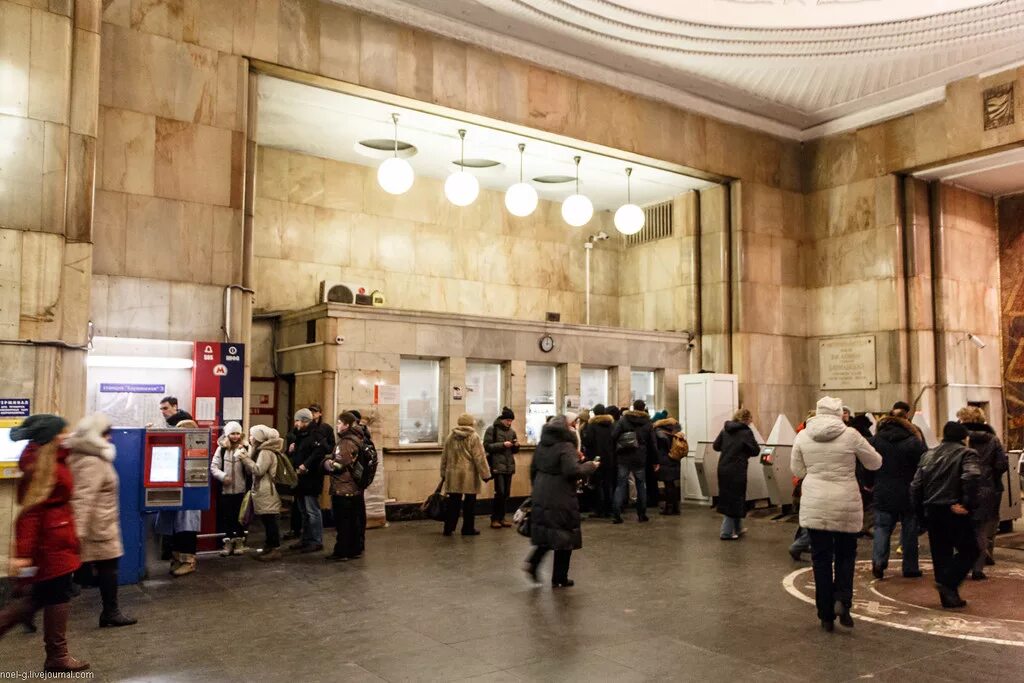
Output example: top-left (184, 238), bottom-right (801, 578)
top-left (223, 421), bottom-right (243, 436)
top-left (942, 421), bottom-right (969, 443)
top-left (457, 413), bottom-right (475, 427)
top-left (499, 407), bottom-right (515, 421)
top-left (294, 408), bottom-right (313, 422)
top-left (815, 396), bottom-right (843, 418)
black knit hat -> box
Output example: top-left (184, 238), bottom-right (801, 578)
top-left (499, 407), bottom-right (515, 421)
top-left (11, 414), bottom-right (67, 445)
top-left (632, 399), bottom-right (647, 412)
top-left (942, 421), bottom-right (969, 443)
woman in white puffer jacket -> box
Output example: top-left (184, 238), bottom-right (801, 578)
top-left (791, 396), bottom-right (882, 632)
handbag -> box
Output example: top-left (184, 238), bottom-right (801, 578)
top-left (421, 480), bottom-right (447, 521)
top-left (238, 489), bottom-right (254, 527)
top-left (513, 497), bottom-right (532, 538)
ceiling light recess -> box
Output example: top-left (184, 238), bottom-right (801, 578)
top-left (444, 129), bottom-right (480, 207)
top-left (505, 143), bottom-right (538, 218)
top-left (561, 156), bottom-right (593, 227)
top-left (377, 113), bottom-right (414, 195)
top-left (614, 167), bottom-right (645, 235)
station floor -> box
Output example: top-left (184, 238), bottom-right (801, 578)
top-left (3, 507), bottom-right (1024, 682)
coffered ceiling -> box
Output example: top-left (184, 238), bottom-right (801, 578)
top-left (330, 0), bottom-right (1024, 140)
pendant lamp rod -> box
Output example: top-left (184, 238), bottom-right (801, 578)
top-left (458, 129), bottom-right (467, 166)
top-left (625, 166), bottom-right (633, 202)
top-left (573, 155), bottom-right (581, 194)
top-left (518, 143), bottom-right (525, 182)
top-left (391, 113), bottom-right (400, 157)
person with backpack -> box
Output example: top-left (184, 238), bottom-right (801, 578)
top-left (653, 414), bottom-right (685, 515)
top-left (325, 412), bottom-right (372, 561)
top-left (289, 409), bottom-right (330, 553)
top-left (483, 407), bottom-right (519, 529)
top-left (241, 425), bottom-right (284, 562)
top-left (610, 400), bottom-right (658, 524)
top-left (440, 413), bottom-right (492, 536)
top-left (957, 406), bottom-right (1008, 580)
top-left (712, 409), bottom-right (760, 540)
top-left (210, 421), bottom-right (250, 557)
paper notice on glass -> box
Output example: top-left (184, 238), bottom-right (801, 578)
top-left (222, 397), bottom-right (243, 421)
top-left (374, 384), bottom-right (400, 405)
top-left (195, 397), bottom-right (216, 422)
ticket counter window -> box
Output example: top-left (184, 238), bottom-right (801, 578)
top-left (631, 370), bottom-right (656, 414)
top-left (580, 367), bottom-right (609, 409)
top-left (526, 364), bottom-right (557, 444)
top-left (400, 358), bottom-right (441, 445)
top-left (466, 362), bottom-right (502, 434)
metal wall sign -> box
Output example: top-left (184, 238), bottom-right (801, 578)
top-left (819, 336), bottom-right (877, 391)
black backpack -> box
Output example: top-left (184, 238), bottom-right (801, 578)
top-left (350, 437), bottom-right (379, 490)
top-left (616, 430), bottom-right (639, 453)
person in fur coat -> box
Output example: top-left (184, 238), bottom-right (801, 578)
top-left (67, 414), bottom-right (136, 628)
top-left (441, 414), bottom-right (492, 536)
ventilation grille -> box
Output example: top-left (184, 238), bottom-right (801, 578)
top-left (626, 201), bottom-right (673, 246)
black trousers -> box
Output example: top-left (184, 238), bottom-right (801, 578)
top-left (527, 546), bottom-right (572, 584)
top-left (444, 493), bottom-right (477, 534)
top-left (218, 492), bottom-right (246, 539)
top-left (331, 494), bottom-right (366, 558)
top-left (171, 531), bottom-right (197, 554)
top-left (808, 529), bottom-right (858, 621)
top-left (662, 479), bottom-right (681, 513)
top-left (0, 572), bottom-right (73, 639)
top-left (94, 557), bottom-right (121, 614)
top-left (259, 514), bottom-right (280, 549)
top-left (926, 506), bottom-right (979, 591)
top-left (600, 465), bottom-right (616, 515)
top-left (491, 474), bottom-right (512, 521)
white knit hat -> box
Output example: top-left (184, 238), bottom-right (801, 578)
top-left (564, 412), bottom-right (579, 426)
top-left (249, 424), bottom-right (279, 445)
top-left (223, 421), bottom-right (243, 436)
top-left (816, 396), bottom-right (843, 418)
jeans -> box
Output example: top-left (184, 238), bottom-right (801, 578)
top-left (808, 529), bottom-right (858, 621)
top-left (926, 506), bottom-right (978, 590)
top-left (260, 513), bottom-right (280, 549)
top-left (298, 494), bottom-right (323, 546)
top-left (872, 509), bottom-right (919, 574)
top-left (331, 494), bottom-right (366, 558)
top-left (790, 527), bottom-right (811, 555)
top-left (491, 473), bottom-right (512, 521)
top-left (614, 463), bottom-right (647, 518)
top-left (720, 516), bottom-right (743, 538)
top-left (444, 493), bottom-right (478, 534)
top-left (973, 516), bottom-right (998, 572)
top-left (527, 546), bottom-right (572, 584)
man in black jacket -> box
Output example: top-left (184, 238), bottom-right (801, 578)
top-left (910, 421), bottom-right (981, 608)
top-left (610, 400), bottom-right (658, 524)
top-left (583, 404), bottom-right (616, 518)
top-left (308, 403), bottom-right (336, 450)
top-left (289, 409), bottom-right (331, 552)
top-left (869, 415), bottom-right (927, 579)
top-left (483, 407), bottom-right (518, 528)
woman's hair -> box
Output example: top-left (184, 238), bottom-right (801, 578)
top-left (19, 442), bottom-right (59, 510)
top-left (733, 408), bottom-right (752, 423)
top-left (956, 406), bottom-right (986, 424)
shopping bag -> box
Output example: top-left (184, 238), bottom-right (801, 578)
top-left (513, 497), bottom-right (532, 538)
top-left (238, 490), bottom-right (254, 527)
top-left (421, 480), bottom-right (447, 521)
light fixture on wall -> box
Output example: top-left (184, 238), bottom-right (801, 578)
top-left (377, 113), bottom-right (414, 195)
top-left (505, 143), bottom-right (538, 217)
top-left (444, 129), bottom-right (480, 207)
top-left (561, 156), bottom-right (593, 227)
top-left (614, 167), bottom-right (645, 235)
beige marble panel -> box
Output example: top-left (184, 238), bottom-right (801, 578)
top-left (357, 14), bottom-right (397, 94)
top-left (0, 229), bottom-right (23, 338)
top-left (321, 158), bottom-right (364, 212)
top-left (319, 2), bottom-right (360, 83)
top-left (92, 190), bottom-right (125, 275)
top-left (210, 206), bottom-right (241, 285)
top-left (130, 0), bottom-right (185, 41)
top-left (0, 2), bottom-right (31, 118)
top-left (99, 106), bottom-right (154, 194)
top-left (214, 53), bottom-right (245, 132)
top-left (154, 117), bottom-right (232, 206)
top-left (40, 121), bottom-right (68, 236)
top-left (278, 201), bottom-right (314, 262)
top-left (232, 0), bottom-right (279, 63)
top-left (288, 151), bottom-right (324, 205)
top-left (70, 27), bottom-right (99, 137)
top-left (102, 0), bottom-right (130, 26)
top-left (28, 7), bottom-right (71, 123)
top-left (18, 231), bottom-right (63, 339)
top-left (124, 194), bottom-right (182, 280)
top-left (63, 132), bottom-right (95, 242)
top-left (311, 207), bottom-right (350, 267)
top-left (278, 0), bottom-right (319, 71)
top-left (104, 275), bottom-right (170, 338)
top-left (256, 146), bottom-right (289, 202)
top-left (253, 196), bottom-right (283, 259)
top-left (75, 0), bottom-right (101, 32)
top-left (60, 240), bottom-right (91, 343)
top-left (104, 23), bottom-right (178, 118)
top-left (0, 113), bottom-right (44, 230)
top-left (169, 281), bottom-right (223, 340)
top-left (188, 0), bottom-right (232, 52)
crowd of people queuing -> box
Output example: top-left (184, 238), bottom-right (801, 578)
top-left (0, 388), bottom-right (1013, 669)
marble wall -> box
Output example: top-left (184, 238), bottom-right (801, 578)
top-left (254, 147), bottom-right (621, 325)
top-left (1000, 193), bottom-right (1024, 446)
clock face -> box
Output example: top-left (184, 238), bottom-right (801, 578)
top-left (539, 335), bottom-right (554, 353)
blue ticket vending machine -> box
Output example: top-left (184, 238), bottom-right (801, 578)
top-left (112, 428), bottom-right (211, 585)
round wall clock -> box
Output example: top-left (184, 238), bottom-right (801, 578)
top-left (539, 334), bottom-right (555, 353)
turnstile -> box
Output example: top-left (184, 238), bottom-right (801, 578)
top-left (760, 415), bottom-right (797, 510)
top-left (1002, 449), bottom-right (1023, 530)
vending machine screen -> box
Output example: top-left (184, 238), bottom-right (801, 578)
top-left (149, 445), bottom-right (182, 484)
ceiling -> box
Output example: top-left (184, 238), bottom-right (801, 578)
top-left (915, 146), bottom-right (1024, 198)
top-left (329, 0), bottom-right (1024, 140)
top-left (256, 75), bottom-right (714, 211)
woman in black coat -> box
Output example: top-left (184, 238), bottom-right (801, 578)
top-left (525, 416), bottom-right (597, 588)
top-left (713, 409), bottom-right (760, 540)
top-left (653, 417), bottom-right (683, 515)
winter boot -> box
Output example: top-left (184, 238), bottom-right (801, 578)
top-left (219, 537), bottom-right (234, 557)
top-left (232, 537), bottom-right (248, 554)
top-left (168, 551), bottom-right (182, 574)
top-left (42, 603), bottom-right (89, 672)
top-left (170, 553), bottom-right (197, 577)
top-left (99, 609), bottom-right (137, 628)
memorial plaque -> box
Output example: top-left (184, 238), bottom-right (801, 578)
top-left (819, 336), bottom-right (876, 390)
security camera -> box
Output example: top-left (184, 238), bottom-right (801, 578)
top-left (335, 335), bottom-right (345, 345)
top-left (967, 333), bottom-right (986, 349)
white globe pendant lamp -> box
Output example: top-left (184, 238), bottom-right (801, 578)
top-left (376, 112), bottom-right (414, 195)
top-left (444, 128), bottom-right (479, 207)
top-left (614, 167), bottom-right (645, 235)
top-left (561, 155), bottom-right (593, 227)
top-left (504, 143), bottom-right (538, 217)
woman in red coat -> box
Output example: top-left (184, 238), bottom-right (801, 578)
top-left (0, 414), bottom-right (89, 672)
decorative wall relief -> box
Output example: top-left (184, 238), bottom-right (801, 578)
top-left (1000, 194), bottom-right (1024, 449)
top-left (984, 83), bottom-right (1015, 131)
